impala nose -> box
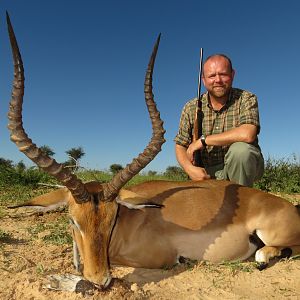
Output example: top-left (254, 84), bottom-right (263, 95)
top-left (84, 271), bottom-right (112, 290)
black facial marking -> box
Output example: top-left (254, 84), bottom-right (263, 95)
top-left (91, 194), bottom-right (100, 211)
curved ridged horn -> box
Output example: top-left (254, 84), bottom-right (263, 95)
top-left (6, 12), bottom-right (90, 204)
top-left (103, 34), bottom-right (165, 201)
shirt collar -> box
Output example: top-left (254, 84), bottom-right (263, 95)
top-left (203, 88), bottom-right (233, 112)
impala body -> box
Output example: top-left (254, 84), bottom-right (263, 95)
top-left (110, 180), bottom-right (300, 266)
top-left (6, 13), bottom-right (300, 289)
top-left (28, 180), bottom-right (300, 266)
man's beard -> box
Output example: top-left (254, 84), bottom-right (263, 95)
top-left (210, 86), bottom-right (231, 99)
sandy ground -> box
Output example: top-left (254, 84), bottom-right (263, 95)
top-left (1, 197), bottom-right (300, 300)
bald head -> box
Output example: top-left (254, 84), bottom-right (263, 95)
top-left (203, 53), bottom-right (233, 71)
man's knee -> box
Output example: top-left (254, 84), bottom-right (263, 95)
top-left (225, 142), bottom-right (254, 163)
top-left (224, 142), bottom-right (264, 186)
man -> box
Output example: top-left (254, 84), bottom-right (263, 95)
top-left (174, 54), bottom-right (264, 187)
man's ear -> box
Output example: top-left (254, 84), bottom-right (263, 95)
top-left (231, 69), bottom-right (236, 80)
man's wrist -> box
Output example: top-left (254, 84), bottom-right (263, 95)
top-left (200, 134), bottom-right (207, 147)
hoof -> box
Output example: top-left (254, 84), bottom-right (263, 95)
top-left (256, 262), bottom-right (268, 271)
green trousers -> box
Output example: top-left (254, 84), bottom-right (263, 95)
top-left (206, 142), bottom-right (264, 187)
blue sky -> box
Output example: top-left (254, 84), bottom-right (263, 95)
top-left (0, 0), bottom-right (299, 172)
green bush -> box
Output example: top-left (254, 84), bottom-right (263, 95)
top-left (0, 165), bottom-right (54, 187)
top-left (164, 166), bottom-right (189, 181)
top-left (1, 155), bottom-right (299, 195)
top-left (255, 155), bottom-right (300, 193)
top-left (109, 164), bottom-right (124, 175)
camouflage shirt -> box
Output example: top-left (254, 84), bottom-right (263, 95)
top-left (174, 88), bottom-right (261, 167)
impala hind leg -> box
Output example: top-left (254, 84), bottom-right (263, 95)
top-left (253, 203), bottom-right (300, 269)
top-left (255, 245), bottom-right (300, 270)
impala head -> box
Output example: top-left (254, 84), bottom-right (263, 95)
top-left (6, 13), bottom-right (165, 288)
top-left (68, 181), bottom-right (118, 288)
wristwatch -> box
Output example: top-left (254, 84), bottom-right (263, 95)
top-left (200, 134), bottom-right (207, 147)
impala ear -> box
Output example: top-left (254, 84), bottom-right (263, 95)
top-left (8, 188), bottom-right (71, 213)
top-left (117, 189), bottom-right (163, 210)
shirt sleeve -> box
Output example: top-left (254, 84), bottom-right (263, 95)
top-left (174, 102), bottom-right (195, 147)
top-left (239, 93), bottom-right (260, 133)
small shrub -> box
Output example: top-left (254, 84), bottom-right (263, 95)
top-left (0, 165), bottom-right (55, 187)
top-left (110, 164), bottom-right (124, 175)
top-left (147, 170), bottom-right (157, 176)
top-left (164, 166), bottom-right (189, 181)
top-left (255, 155), bottom-right (300, 193)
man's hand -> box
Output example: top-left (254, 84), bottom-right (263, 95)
top-left (186, 165), bottom-right (210, 181)
top-left (186, 139), bottom-right (203, 163)
top-left (175, 144), bottom-right (210, 181)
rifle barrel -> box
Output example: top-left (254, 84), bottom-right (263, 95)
top-left (197, 48), bottom-right (203, 101)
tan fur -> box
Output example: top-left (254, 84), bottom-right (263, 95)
top-left (17, 187), bottom-right (71, 207)
top-left (20, 179), bottom-right (300, 286)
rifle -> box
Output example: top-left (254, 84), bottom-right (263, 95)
top-left (192, 48), bottom-right (204, 167)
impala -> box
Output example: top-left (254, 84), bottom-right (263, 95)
top-left (6, 13), bottom-right (300, 290)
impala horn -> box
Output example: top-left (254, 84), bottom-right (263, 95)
top-left (6, 12), bottom-right (90, 204)
top-left (103, 33), bottom-right (165, 201)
